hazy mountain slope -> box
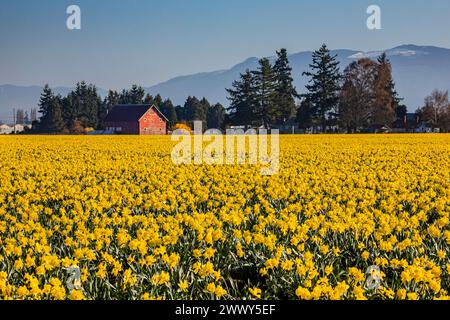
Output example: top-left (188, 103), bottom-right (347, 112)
top-left (146, 45), bottom-right (450, 111)
top-left (2, 45), bottom-right (450, 121)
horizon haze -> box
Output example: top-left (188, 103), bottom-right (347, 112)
top-left (1, 0), bottom-right (450, 88)
top-left (2, 1), bottom-right (450, 121)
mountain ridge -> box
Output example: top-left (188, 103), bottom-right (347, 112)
top-left (144, 44), bottom-right (450, 112)
top-left (2, 44), bottom-right (450, 122)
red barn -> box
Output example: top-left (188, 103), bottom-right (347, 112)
top-left (104, 104), bottom-right (168, 135)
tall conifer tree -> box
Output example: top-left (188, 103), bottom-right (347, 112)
top-left (48, 96), bottom-right (65, 133)
top-left (372, 53), bottom-right (401, 125)
top-left (159, 99), bottom-right (178, 130)
top-left (226, 70), bottom-right (258, 126)
top-left (273, 48), bottom-right (298, 124)
top-left (252, 58), bottom-right (277, 127)
top-left (302, 44), bottom-right (341, 132)
top-left (38, 84), bottom-right (54, 130)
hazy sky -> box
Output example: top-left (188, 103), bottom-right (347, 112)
top-left (1, 0), bottom-right (450, 89)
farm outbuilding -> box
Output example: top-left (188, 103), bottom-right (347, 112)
top-left (104, 104), bottom-right (168, 135)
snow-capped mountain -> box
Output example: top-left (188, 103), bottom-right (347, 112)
top-left (2, 45), bottom-right (450, 121)
top-left (144, 45), bottom-right (450, 112)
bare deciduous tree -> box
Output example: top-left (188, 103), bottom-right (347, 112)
top-left (338, 58), bottom-right (377, 133)
top-left (417, 90), bottom-right (450, 132)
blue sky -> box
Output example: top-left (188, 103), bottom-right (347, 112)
top-left (1, 0), bottom-right (450, 89)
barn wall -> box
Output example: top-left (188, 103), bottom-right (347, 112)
top-left (139, 109), bottom-right (167, 135)
top-left (104, 121), bottom-right (139, 134)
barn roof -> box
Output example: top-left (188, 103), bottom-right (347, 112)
top-left (105, 104), bottom-right (168, 122)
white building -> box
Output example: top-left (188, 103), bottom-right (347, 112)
top-left (0, 124), bottom-right (13, 134)
top-left (0, 124), bottom-right (32, 134)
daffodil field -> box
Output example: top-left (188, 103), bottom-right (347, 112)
top-left (0, 134), bottom-right (449, 300)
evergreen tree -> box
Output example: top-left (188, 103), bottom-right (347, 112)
top-left (105, 90), bottom-right (120, 109)
top-left (175, 105), bottom-right (187, 123)
top-left (86, 85), bottom-right (101, 128)
top-left (144, 94), bottom-right (155, 104)
top-left (58, 82), bottom-right (102, 130)
top-left (273, 48), bottom-right (298, 124)
top-left (129, 85), bottom-right (145, 104)
top-left (38, 84), bottom-right (55, 130)
top-left (69, 82), bottom-right (86, 127)
top-left (302, 44), bottom-right (341, 132)
top-left (119, 85), bottom-right (145, 104)
top-left (372, 53), bottom-right (396, 125)
top-left (252, 58), bottom-right (277, 127)
top-left (119, 89), bottom-right (129, 104)
top-left (98, 90), bottom-right (120, 129)
top-left (395, 104), bottom-right (408, 121)
top-left (378, 53), bottom-right (403, 108)
top-left (200, 97), bottom-right (211, 124)
top-left (92, 88), bottom-right (101, 125)
top-left (159, 99), bottom-right (178, 130)
top-left (48, 96), bottom-right (65, 133)
top-left (296, 99), bottom-right (313, 130)
top-left (153, 94), bottom-right (163, 107)
top-left (226, 70), bottom-right (258, 126)
top-left (74, 81), bottom-right (88, 118)
top-left (72, 82), bottom-right (101, 128)
top-left (207, 103), bottom-right (226, 129)
top-left (185, 96), bottom-right (207, 123)
top-left (61, 94), bottom-right (72, 128)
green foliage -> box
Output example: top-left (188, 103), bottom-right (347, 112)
top-left (98, 90), bottom-right (120, 130)
top-left (37, 85), bottom-right (65, 133)
top-left (38, 84), bottom-right (54, 130)
top-left (48, 96), bottom-right (65, 133)
top-left (226, 70), bottom-right (258, 126)
top-left (159, 99), bottom-right (178, 130)
top-left (338, 54), bottom-right (404, 132)
top-left (302, 44), bottom-right (341, 132)
top-left (184, 96), bottom-right (207, 123)
top-left (296, 98), bottom-right (313, 130)
top-left (273, 48), bottom-right (298, 124)
top-left (207, 103), bottom-right (226, 129)
top-left (119, 85), bottom-right (146, 104)
top-left (252, 58), bottom-right (277, 127)
top-left (227, 49), bottom-right (298, 128)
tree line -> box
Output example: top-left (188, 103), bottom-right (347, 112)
top-left (33, 83), bottom-right (225, 133)
top-left (227, 44), bottom-right (450, 133)
top-left (227, 48), bottom-right (298, 128)
top-left (32, 44), bottom-right (450, 134)
top-left (226, 45), bottom-right (406, 133)
top-left (415, 90), bottom-right (450, 132)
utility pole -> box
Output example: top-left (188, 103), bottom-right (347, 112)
top-left (13, 108), bottom-right (16, 134)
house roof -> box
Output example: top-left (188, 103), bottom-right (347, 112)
top-left (105, 104), bottom-right (168, 122)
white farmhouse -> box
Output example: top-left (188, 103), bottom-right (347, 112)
top-left (0, 124), bottom-right (13, 134)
